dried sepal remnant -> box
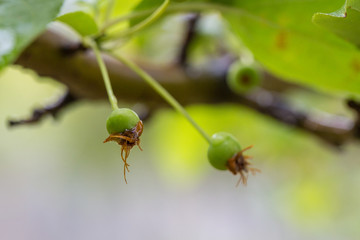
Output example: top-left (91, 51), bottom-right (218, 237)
top-left (103, 120), bottom-right (143, 183)
top-left (226, 145), bottom-right (261, 186)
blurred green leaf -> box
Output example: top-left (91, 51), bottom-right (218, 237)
top-left (0, 0), bottom-right (64, 69)
top-left (57, 11), bottom-right (99, 36)
top-left (221, 0), bottom-right (360, 95)
top-left (148, 109), bottom-right (209, 188)
top-left (313, 0), bottom-right (360, 46)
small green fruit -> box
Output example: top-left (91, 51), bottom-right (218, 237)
top-left (226, 61), bottom-right (261, 94)
top-left (207, 132), bottom-right (241, 170)
top-left (106, 108), bottom-right (140, 134)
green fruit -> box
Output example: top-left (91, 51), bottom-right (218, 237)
top-left (207, 132), bottom-right (241, 170)
top-left (226, 61), bottom-right (261, 94)
top-left (106, 108), bottom-right (140, 134)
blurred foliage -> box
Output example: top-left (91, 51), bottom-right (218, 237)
top-left (105, 0), bottom-right (360, 96)
top-left (0, 0), bottom-right (63, 69)
top-left (57, 11), bottom-right (99, 37)
top-left (224, 0), bottom-right (360, 96)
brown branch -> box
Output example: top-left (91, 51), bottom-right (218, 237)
top-left (15, 29), bottom-right (224, 103)
top-left (8, 90), bottom-right (77, 127)
top-left (13, 29), bottom-right (359, 147)
top-left (176, 13), bottom-right (200, 67)
top-left (237, 90), bottom-right (354, 147)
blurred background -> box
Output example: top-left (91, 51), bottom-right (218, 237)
top-left (1, 65), bottom-right (360, 240)
top-left (2, 0), bottom-right (360, 239)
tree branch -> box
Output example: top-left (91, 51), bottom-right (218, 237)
top-left (8, 90), bottom-right (77, 127)
top-left (176, 13), bottom-right (200, 67)
top-left (13, 29), bottom-right (359, 147)
top-left (238, 90), bottom-right (354, 147)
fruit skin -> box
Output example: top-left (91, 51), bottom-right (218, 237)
top-left (226, 61), bottom-right (261, 94)
top-left (106, 108), bottom-right (140, 134)
top-left (207, 132), bottom-right (241, 170)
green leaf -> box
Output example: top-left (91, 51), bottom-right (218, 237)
top-left (313, 0), bottom-right (360, 46)
top-left (223, 0), bottom-right (360, 95)
top-left (57, 11), bottom-right (98, 37)
top-left (0, 0), bottom-right (64, 69)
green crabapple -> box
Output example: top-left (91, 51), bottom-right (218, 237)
top-left (103, 108), bottom-right (143, 183)
top-left (207, 132), bottom-right (260, 185)
top-left (226, 61), bottom-right (261, 94)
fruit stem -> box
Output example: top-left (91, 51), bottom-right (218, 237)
top-left (101, 2), bottom-right (239, 32)
top-left (89, 40), bottom-right (118, 111)
top-left (104, 0), bottom-right (115, 24)
top-left (102, 0), bottom-right (170, 40)
top-left (110, 53), bottom-right (212, 144)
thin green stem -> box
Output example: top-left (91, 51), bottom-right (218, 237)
top-left (101, 9), bottom-right (151, 32)
top-left (93, 2), bottom-right (101, 23)
top-left (89, 40), bottom-right (118, 110)
top-left (101, 3), bottom-right (232, 32)
top-left (104, 0), bottom-right (115, 24)
top-left (102, 0), bottom-right (170, 41)
top-left (110, 52), bottom-right (212, 144)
